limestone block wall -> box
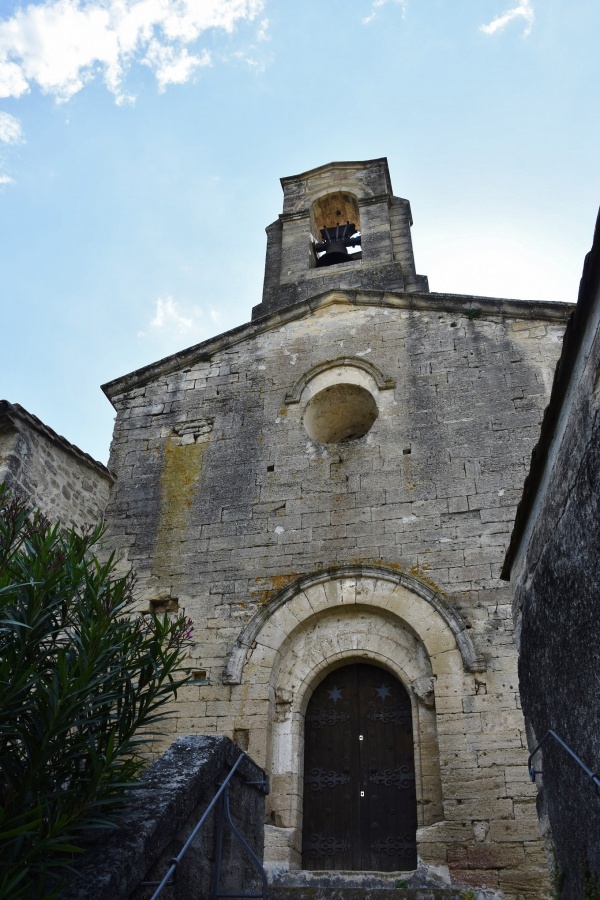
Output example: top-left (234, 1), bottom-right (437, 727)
top-left (103, 289), bottom-right (570, 897)
top-left (0, 401), bottom-right (112, 529)
top-left (508, 224), bottom-right (600, 898)
top-left (389, 197), bottom-right (423, 292)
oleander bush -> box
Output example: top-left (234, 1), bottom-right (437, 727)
top-left (0, 484), bottom-right (193, 898)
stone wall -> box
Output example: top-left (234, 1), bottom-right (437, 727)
top-left (0, 401), bottom-right (112, 529)
top-left (508, 214), bottom-right (600, 899)
top-left (102, 286), bottom-right (570, 898)
top-left (62, 735), bottom-right (267, 900)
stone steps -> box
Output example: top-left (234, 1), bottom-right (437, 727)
top-left (267, 871), bottom-right (493, 900)
top-left (268, 889), bottom-right (473, 900)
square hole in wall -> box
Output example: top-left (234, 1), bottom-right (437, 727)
top-left (233, 728), bottom-right (250, 751)
top-left (191, 669), bottom-right (209, 683)
top-left (149, 597), bottom-right (179, 614)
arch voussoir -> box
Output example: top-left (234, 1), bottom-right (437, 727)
top-left (223, 564), bottom-right (484, 685)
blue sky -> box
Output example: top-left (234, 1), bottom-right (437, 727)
top-left (1, 0), bottom-right (599, 463)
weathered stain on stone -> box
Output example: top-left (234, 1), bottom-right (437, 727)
top-left (407, 565), bottom-right (446, 596)
top-left (252, 572), bottom-right (301, 605)
top-left (152, 435), bottom-right (208, 581)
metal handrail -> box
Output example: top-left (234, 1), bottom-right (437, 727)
top-left (212, 780), bottom-right (268, 900)
top-left (148, 751), bottom-right (268, 900)
top-left (528, 729), bottom-right (600, 796)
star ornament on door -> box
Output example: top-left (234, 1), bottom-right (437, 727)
top-left (327, 686), bottom-right (344, 703)
top-left (375, 683), bottom-right (392, 700)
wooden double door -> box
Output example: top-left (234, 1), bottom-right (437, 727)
top-left (302, 664), bottom-right (417, 872)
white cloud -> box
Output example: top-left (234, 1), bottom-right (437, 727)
top-left (0, 0), bottom-right (266, 103)
top-left (481, 0), bottom-right (534, 37)
top-left (363, 0), bottom-right (407, 25)
top-left (0, 111), bottom-right (23, 187)
top-left (150, 296), bottom-right (196, 333)
top-left (0, 62), bottom-right (29, 98)
top-left (255, 16), bottom-right (268, 42)
top-left (226, 16), bottom-right (270, 71)
top-left (138, 295), bottom-right (206, 346)
top-left (0, 111), bottom-right (23, 144)
top-left (144, 40), bottom-right (211, 91)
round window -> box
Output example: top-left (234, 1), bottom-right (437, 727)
top-left (303, 384), bottom-right (378, 443)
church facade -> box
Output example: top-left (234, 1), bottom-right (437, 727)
top-left (102, 159), bottom-right (572, 895)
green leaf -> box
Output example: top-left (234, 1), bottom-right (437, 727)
top-left (0, 483), bottom-right (193, 895)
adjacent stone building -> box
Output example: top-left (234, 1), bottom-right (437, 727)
top-left (503, 210), bottom-right (600, 899)
top-left (101, 159), bottom-right (573, 895)
top-left (0, 399), bottom-right (113, 529)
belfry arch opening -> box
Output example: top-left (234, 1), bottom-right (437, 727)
top-left (302, 662), bottom-right (418, 872)
top-left (310, 191), bottom-right (362, 267)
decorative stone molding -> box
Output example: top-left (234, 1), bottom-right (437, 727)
top-left (284, 358), bottom-right (395, 405)
top-left (223, 565), bottom-right (485, 685)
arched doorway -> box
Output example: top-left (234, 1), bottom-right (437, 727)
top-left (302, 663), bottom-right (418, 872)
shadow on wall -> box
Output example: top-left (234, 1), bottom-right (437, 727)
top-left (505, 208), bottom-right (600, 900)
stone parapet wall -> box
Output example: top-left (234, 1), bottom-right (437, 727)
top-left (62, 735), bottom-right (267, 900)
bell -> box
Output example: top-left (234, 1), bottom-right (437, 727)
top-left (314, 223), bottom-right (360, 268)
top-left (316, 242), bottom-right (349, 267)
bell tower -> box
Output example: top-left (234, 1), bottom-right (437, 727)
top-left (252, 157), bottom-right (429, 320)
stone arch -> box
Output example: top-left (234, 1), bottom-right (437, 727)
top-left (285, 360), bottom-right (394, 445)
top-left (284, 357), bottom-right (395, 406)
top-left (223, 565), bottom-right (484, 686)
top-left (309, 191), bottom-right (361, 237)
top-left (261, 600), bottom-right (445, 870)
top-left (290, 180), bottom-right (375, 216)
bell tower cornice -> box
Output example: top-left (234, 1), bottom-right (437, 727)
top-left (279, 157), bottom-right (393, 201)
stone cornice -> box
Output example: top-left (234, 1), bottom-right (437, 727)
top-left (102, 289), bottom-right (575, 402)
